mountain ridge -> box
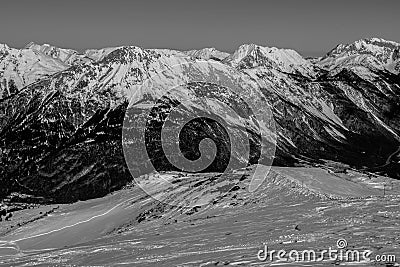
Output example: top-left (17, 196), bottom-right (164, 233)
top-left (1, 38), bottom-right (400, 203)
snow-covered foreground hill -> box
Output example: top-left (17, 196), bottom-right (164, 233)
top-left (0, 166), bottom-right (399, 266)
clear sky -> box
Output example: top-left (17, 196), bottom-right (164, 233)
top-left (1, 0), bottom-right (399, 57)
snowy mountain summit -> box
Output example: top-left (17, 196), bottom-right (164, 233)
top-left (224, 43), bottom-right (317, 77)
top-left (184, 47), bottom-right (230, 61)
top-left (319, 37), bottom-right (400, 74)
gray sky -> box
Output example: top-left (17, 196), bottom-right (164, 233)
top-left (1, 0), bottom-right (399, 57)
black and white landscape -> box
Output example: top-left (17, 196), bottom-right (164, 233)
top-left (1, 1), bottom-right (400, 266)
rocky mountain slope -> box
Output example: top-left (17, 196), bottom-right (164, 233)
top-left (1, 38), bottom-right (400, 203)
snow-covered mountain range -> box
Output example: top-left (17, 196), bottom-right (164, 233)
top-left (1, 38), bottom-right (400, 202)
top-left (319, 37), bottom-right (400, 75)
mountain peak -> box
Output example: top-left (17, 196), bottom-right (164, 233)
top-left (23, 42), bottom-right (81, 65)
top-left (24, 41), bottom-right (75, 51)
top-left (184, 47), bottom-right (230, 60)
top-left (326, 37), bottom-right (400, 58)
top-left (363, 37), bottom-right (400, 46)
top-left (225, 43), bottom-right (316, 77)
top-left (0, 43), bottom-right (10, 51)
top-left (319, 37), bottom-right (400, 75)
top-left (24, 41), bottom-right (39, 49)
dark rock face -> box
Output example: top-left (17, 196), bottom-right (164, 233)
top-left (0, 74), bottom-right (132, 203)
top-left (392, 47), bottom-right (400, 62)
top-left (1, 42), bottom-right (400, 203)
top-left (122, 81), bottom-right (269, 180)
top-left (144, 99), bottom-right (234, 174)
